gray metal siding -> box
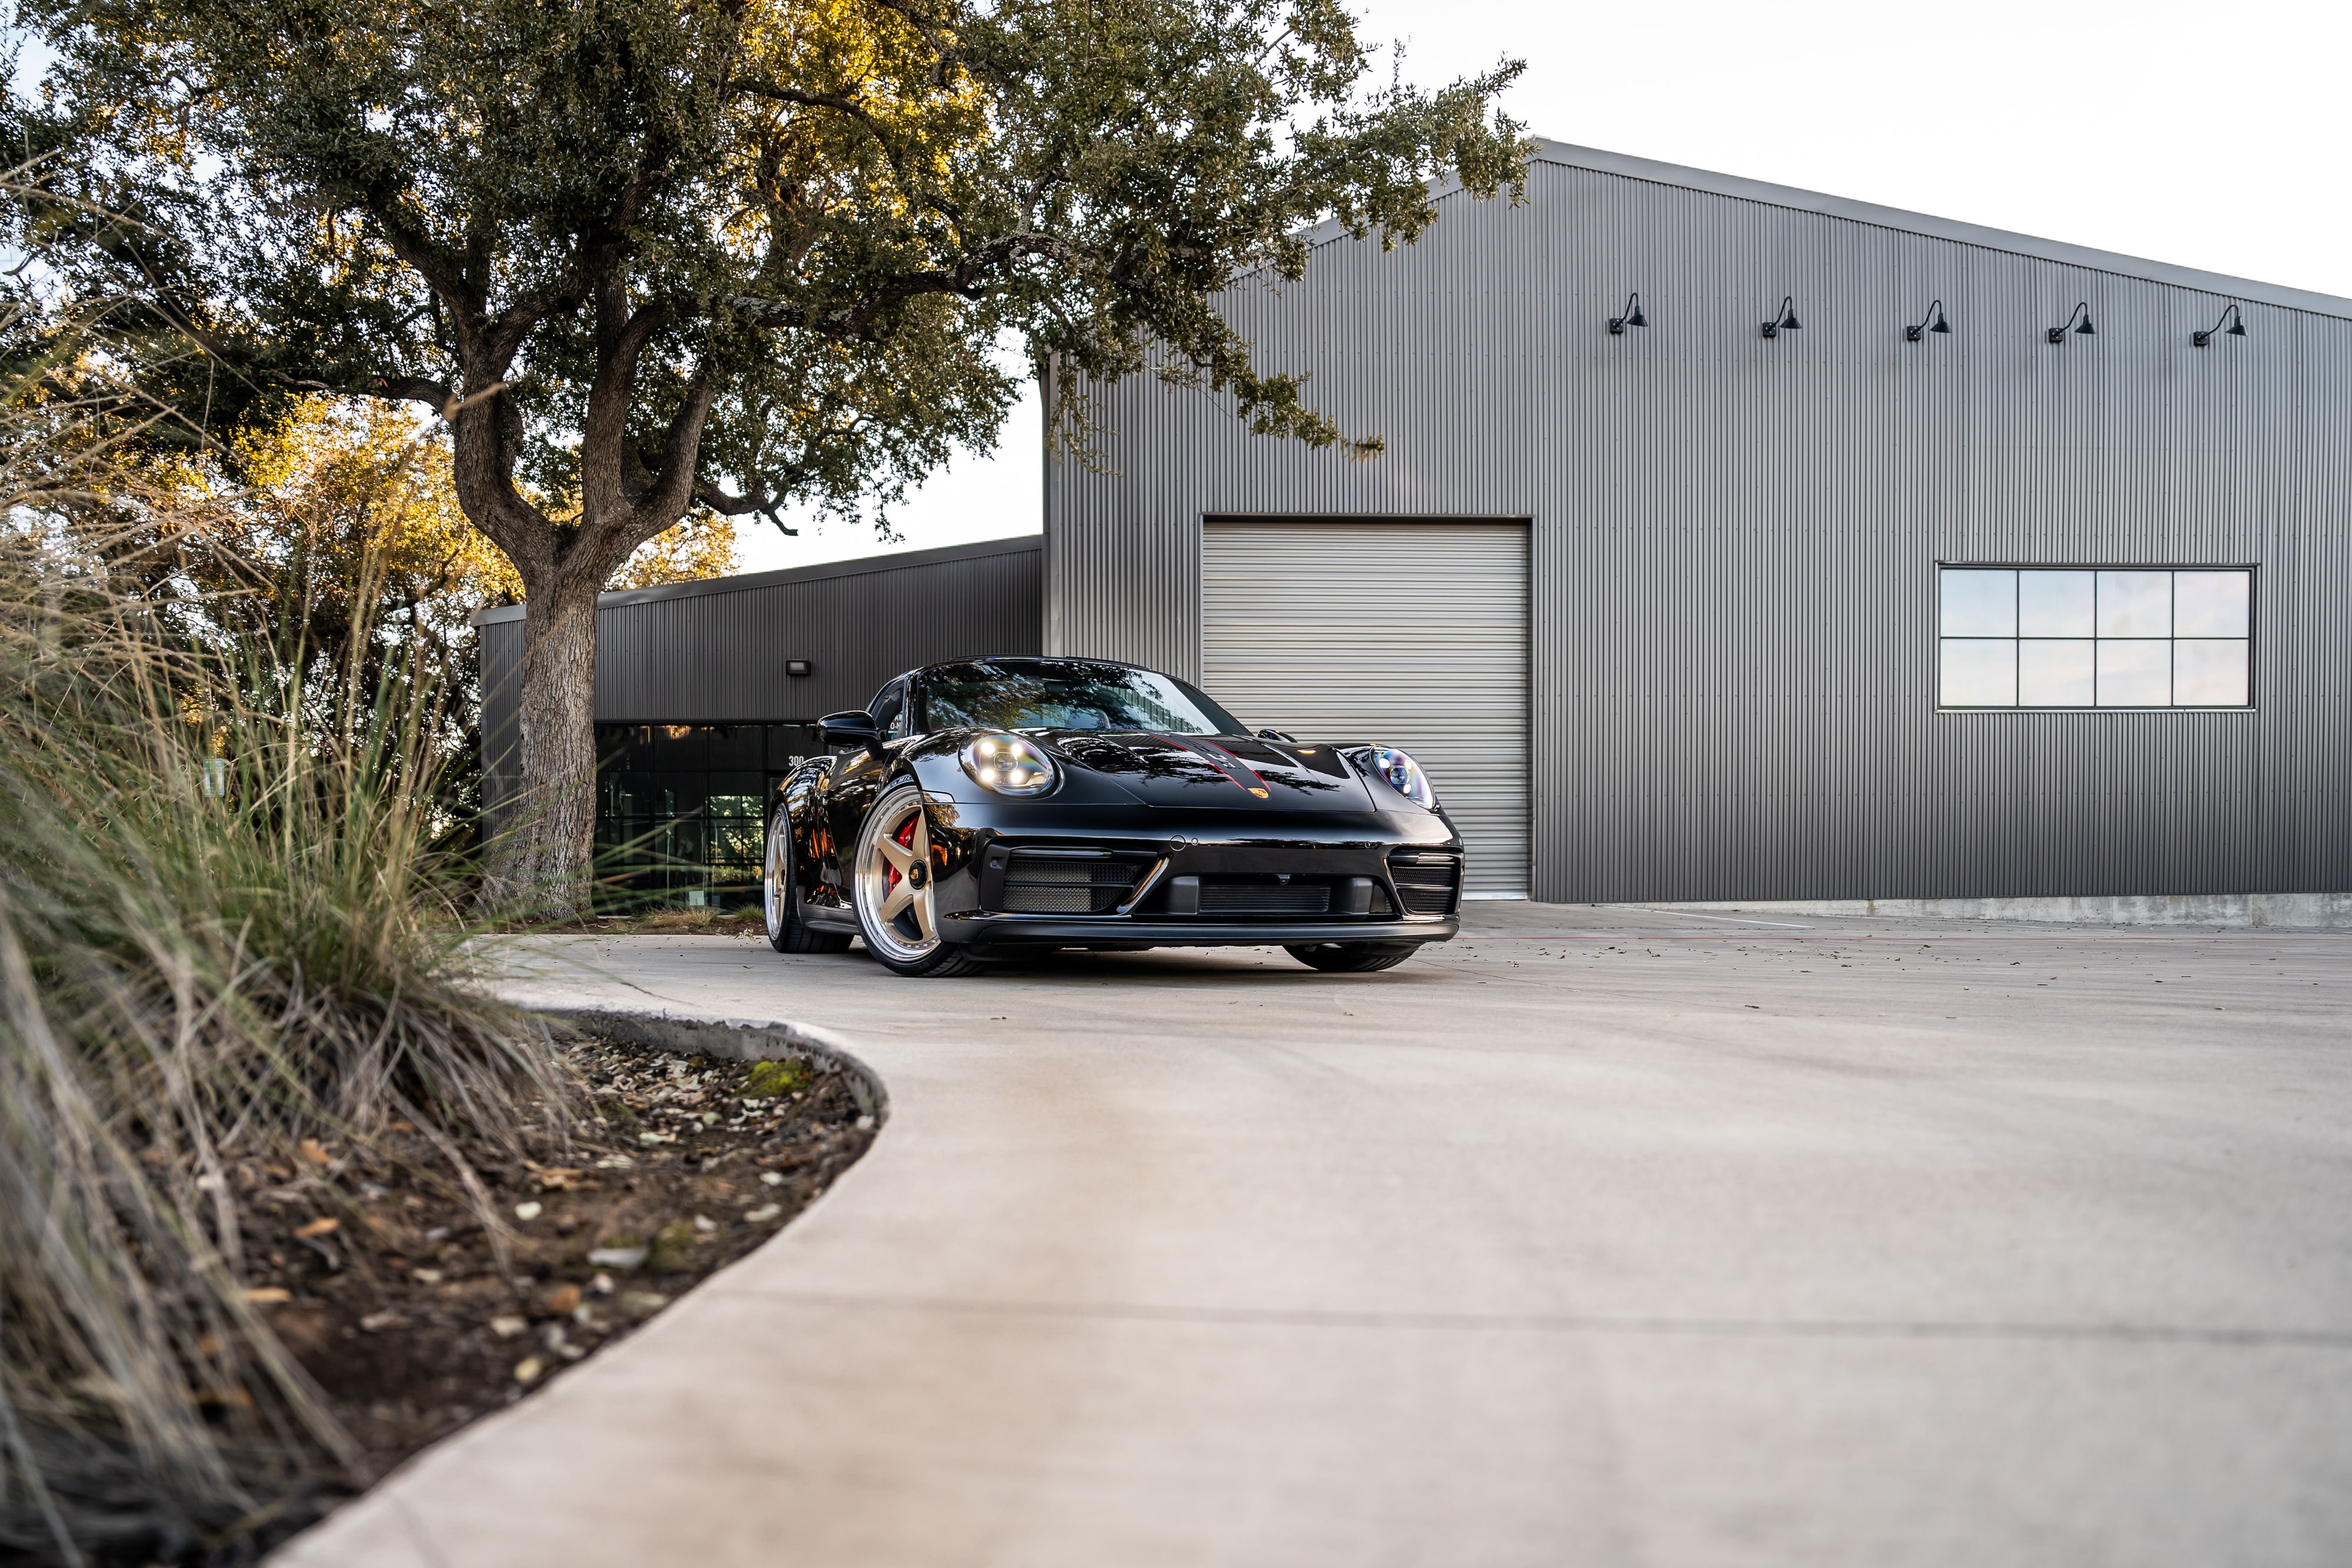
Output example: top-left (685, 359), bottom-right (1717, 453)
top-left (1046, 147), bottom-right (2352, 902)
top-left (477, 537), bottom-right (1043, 820)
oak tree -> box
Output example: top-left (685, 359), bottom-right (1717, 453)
top-left (15, 0), bottom-right (1525, 913)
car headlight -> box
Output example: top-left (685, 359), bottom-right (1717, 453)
top-left (1365, 745), bottom-right (1437, 810)
top-left (959, 732), bottom-right (1058, 796)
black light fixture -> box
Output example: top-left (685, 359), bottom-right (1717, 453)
top-left (786, 659), bottom-right (813, 677)
top-left (2192, 303), bottom-right (2247, 347)
top-left (1905, 299), bottom-right (1951, 343)
top-left (1760, 295), bottom-right (1802, 340)
top-left (1607, 291), bottom-right (1646, 335)
top-left (2045, 302), bottom-right (2096, 345)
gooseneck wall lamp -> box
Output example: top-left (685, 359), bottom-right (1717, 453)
top-left (2046, 302), bottom-right (2096, 345)
top-left (2193, 304), bottom-right (2247, 347)
top-left (1905, 300), bottom-right (1951, 342)
top-left (1607, 292), bottom-right (1646, 335)
top-left (1760, 296), bottom-right (1802, 340)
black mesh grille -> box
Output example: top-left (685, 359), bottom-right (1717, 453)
top-left (1387, 855), bottom-right (1461, 916)
top-left (998, 853), bottom-right (1145, 914)
top-left (1200, 879), bottom-right (1331, 915)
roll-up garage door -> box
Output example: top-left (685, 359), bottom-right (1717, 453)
top-left (1201, 519), bottom-right (1530, 897)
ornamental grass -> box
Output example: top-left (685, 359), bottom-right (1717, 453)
top-left (0, 539), bottom-right (566, 1563)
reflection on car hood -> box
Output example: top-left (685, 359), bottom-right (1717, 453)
top-left (1044, 731), bottom-right (1375, 813)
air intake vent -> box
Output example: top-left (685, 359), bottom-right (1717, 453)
top-left (997, 852), bottom-right (1147, 914)
top-left (1200, 878), bottom-right (1331, 915)
top-left (1387, 854), bottom-right (1461, 916)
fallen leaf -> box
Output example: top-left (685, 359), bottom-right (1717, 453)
top-left (541, 1283), bottom-right (582, 1316)
top-left (410, 1268), bottom-right (444, 1285)
top-left (238, 1287), bottom-right (292, 1305)
top-left (295, 1139), bottom-right (332, 1167)
top-left (587, 1245), bottom-right (648, 1271)
top-left (744, 1204), bottom-right (782, 1223)
top-left (359, 1311), bottom-right (407, 1333)
top-left (293, 1216), bottom-right (340, 1239)
top-left (512, 1356), bottom-right (545, 1384)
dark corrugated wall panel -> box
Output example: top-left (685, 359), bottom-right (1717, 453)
top-left (477, 538), bottom-right (1043, 817)
top-left (588, 541), bottom-right (1041, 721)
top-left (1045, 149), bottom-right (2352, 902)
top-left (479, 618), bottom-right (524, 820)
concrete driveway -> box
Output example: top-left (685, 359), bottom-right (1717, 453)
top-left (279, 904), bottom-right (2352, 1567)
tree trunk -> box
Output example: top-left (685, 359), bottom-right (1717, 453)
top-left (486, 574), bottom-right (602, 920)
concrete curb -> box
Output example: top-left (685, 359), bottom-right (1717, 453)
top-left (542, 1008), bottom-right (890, 1126)
top-left (1625, 892), bottom-right (2352, 931)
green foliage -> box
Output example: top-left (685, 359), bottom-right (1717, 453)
top-left (13, 0), bottom-right (1525, 559)
top-left (737, 1059), bottom-right (814, 1100)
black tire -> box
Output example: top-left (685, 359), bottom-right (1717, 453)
top-left (765, 807), bottom-right (851, 954)
top-left (851, 782), bottom-right (989, 977)
top-left (1285, 941), bottom-right (1419, 973)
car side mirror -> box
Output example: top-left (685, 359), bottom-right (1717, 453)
top-left (1256, 728), bottom-right (1298, 743)
top-left (821, 709), bottom-right (878, 748)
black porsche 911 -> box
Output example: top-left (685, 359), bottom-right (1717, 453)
top-left (761, 657), bottom-right (1463, 977)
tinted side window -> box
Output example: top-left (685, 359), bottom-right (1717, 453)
top-left (871, 680), bottom-right (908, 741)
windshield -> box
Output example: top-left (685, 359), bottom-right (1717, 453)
top-left (920, 660), bottom-right (1246, 736)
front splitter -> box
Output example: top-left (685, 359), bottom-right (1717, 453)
top-left (944, 916), bottom-right (1458, 953)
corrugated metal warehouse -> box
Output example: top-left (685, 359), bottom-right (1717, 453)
top-left (483, 139), bottom-right (2352, 906)
top-left (1050, 140), bottom-right (2352, 904)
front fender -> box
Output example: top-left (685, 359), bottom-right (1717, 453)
top-left (898, 749), bottom-right (990, 903)
top-left (776, 758), bottom-right (843, 905)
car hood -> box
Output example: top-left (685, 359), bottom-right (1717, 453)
top-left (1043, 731), bottom-right (1377, 813)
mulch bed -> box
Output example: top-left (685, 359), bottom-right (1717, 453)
top-left (204, 1034), bottom-right (874, 1561)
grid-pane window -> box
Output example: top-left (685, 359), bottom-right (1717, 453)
top-left (1938, 568), bottom-right (2251, 709)
top-left (593, 723), bottom-right (821, 910)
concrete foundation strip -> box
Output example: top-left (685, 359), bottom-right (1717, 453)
top-left (542, 1008), bottom-right (889, 1128)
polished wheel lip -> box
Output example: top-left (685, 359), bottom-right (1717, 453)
top-left (763, 811), bottom-right (789, 944)
top-left (856, 787), bottom-right (941, 962)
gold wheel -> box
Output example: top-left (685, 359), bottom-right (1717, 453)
top-left (854, 786), bottom-right (940, 963)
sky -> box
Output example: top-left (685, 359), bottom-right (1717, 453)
top-left (18, 4), bottom-right (2346, 576)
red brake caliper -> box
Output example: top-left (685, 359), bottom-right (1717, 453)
top-left (886, 815), bottom-right (917, 894)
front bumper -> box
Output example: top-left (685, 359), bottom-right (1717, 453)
top-left (921, 798), bottom-right (1462, 953)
